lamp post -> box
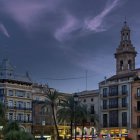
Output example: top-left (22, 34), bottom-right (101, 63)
top-left (73, 93), bottom-right (78, 140)
top-left (41, 121), bottom-right (45, 140)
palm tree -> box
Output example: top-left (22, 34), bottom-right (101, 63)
top-left (76, 104), bottom-right (89, 140)
top-left (43, 88), bottom-right (60, 140)
top-left (57, 96), bottom-right (76, 140)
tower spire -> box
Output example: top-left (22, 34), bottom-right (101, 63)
top-left (114, 21), bottom-right (137, 74)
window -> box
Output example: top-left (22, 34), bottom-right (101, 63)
top-left (8, 100), bottom-right (13, 107)
top-left (103, 100), bottom-right (107, 109)
top-left (128, 60), bottom-right (132, 70)
top-left (35, 96), bottom-right (40, 101)
top-left (83, 99), bottom-right (86, 102)
top-left (27, 102), bottom-right (31, 108)
top-left (90, 105), bottom-right (94, 114)
top-left (15, 90), bottom-right (25, 97)
top-left (103, 88), bottom-right (107, 97)
top-left (137, 101), bottom-right (140, 111)
top-left (122, 85), bottom-right (127, 95)
top-left (109, 86), bottom-right (118, 96)
top-left (26, 93), bottom-right (30, 98)
top-left (103, 114), bottom-right (108, 127)
top-left (17, 113), bottom-right (23, 121)
top-left (109, 111), bottom-right (118, 127)
top-left (120, 60), bottom-right (123, 70)
top-left (27, 114), bottom-right (30, 122)
top-left (0, 89), bottom-right (4, 103)
top-left (9, 113), bottom-right (13, 120)
top-left (9, 90), bottom-right (14, 96)
top-left (137, 88), bottom-right (140, 97)
top-left (91, 98), bottom-right (93, 102)
top-left (122, 112), bottom-right (127, 126)
top-left (137, 116), bottom-right (140, 128)
top-left (17, 101), bottom-right (24, 108)
top-left (122, 98), bottom-right (127, 107)
top-left (109, 98), bottom-right (118, 108)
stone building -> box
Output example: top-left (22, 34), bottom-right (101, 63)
top-left (0, 58), bottom-right (32, 132)
top-left (99, 21), bottom-right (140, 140)
top-left (68, 90), bottom-right (99, 139)
top-left (32, 84), bottom-right (71, 139)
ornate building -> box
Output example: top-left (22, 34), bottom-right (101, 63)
top-left (0, 58), bottom-right (32, 132)
top-left (99, 21), bottom-right (140, 140)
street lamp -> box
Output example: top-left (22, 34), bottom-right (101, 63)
top-left (73, 93), bottom-right (78, 140)
top-left (41, 121), bottom-right (45, 140)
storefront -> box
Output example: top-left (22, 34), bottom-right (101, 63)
top-left (72, 126), bottom-right (98, 140)
top-left (100, 128), bottom-right (129, 140)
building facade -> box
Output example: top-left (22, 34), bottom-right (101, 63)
top-left (32, 84), bottom-right (71, 140)
top-left (75, 90), bottom-right (99, 139)
top-left (0, 59), bottom-right (32, 132)
top-left (99, 21), bottom-right (139, 140)
top-left (131, 77), bottom-right (140, 140)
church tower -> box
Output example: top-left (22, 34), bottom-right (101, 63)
top-left (115, 21), bottom-right (137, 75)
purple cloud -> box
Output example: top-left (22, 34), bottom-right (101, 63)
top-left (0, 23), bottom-right (10, 37)
top-left (84, 0), bottom-right (121, 32)
top-left (54, 0), bottom-right (123, 42)
top-left (1, 0), bottom-right (60, 30)
top-left (54, 14), bottom-right (80, 42)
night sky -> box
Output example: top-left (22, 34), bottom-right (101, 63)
top-left (0, 0), bottom-right (140, 93)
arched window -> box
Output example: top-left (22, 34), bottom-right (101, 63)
top-left (120, 60), bottom-right (123, 70)
top-left (126, 33), bottom-right (129, 40)
top-left (128, 60), bottom-right (132, 70)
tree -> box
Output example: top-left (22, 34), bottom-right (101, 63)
top-left (76, 104), bottom-right (89, 140)
top-left (19, 131), bottom-right (34, 140)
top-left (0, 102), bottom-right (6, 127)
top-left (57, 97), bottom-right (99, 140)
top-left (3, 121), bottom-right (34, 140)
top-left (43, 88), bottom-right (60, 140)
top-left (57, 96), bottom-right (77, 140)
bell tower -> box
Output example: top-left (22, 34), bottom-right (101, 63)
top-left (115, 21), bottom-right (137, 75)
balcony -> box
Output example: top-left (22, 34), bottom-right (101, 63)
top-left (101, 104), bottom-right (128, 111)
top-left (108, 92), bottom-right (118, 97)
top-left (7, 106), bottom-right (32, 111)
top-left (7, 106), bottom-right (14, 110)
top-left (121, 91), bottom-right (128, 95)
